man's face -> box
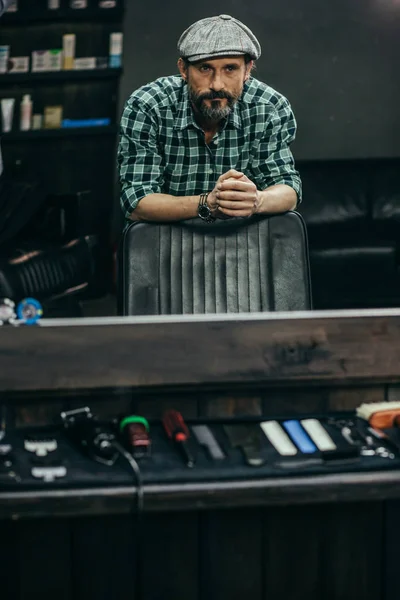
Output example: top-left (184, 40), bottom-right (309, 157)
top-left (179, 56), bottom-right (252, 123)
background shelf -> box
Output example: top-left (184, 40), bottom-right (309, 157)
top-left (0, 69), bottom-right (122, 85)
top-left (1, 125), bottom-right (119, 142)
top-left (1, 7), bottom-right (124, 25)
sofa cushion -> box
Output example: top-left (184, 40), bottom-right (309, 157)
top-left (310, 244), bottom-right (400, 309)
top-left (370, 162), bottom-right (400, 237)
top-left (298, 161), bottom-right (369, 225)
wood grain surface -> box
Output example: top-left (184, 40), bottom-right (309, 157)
top-left (1, 309), bottom-right (400, 392)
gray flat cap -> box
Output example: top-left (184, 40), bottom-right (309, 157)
top-left (178, 14), bottom-right (261, 63)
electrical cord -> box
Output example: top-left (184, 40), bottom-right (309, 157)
top-left (112, 440), bottom-right (144, 514)
top-left (112, 440), bottom-right (144, 599)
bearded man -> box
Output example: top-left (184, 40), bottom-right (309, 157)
top-left (118, 14), bottom-right (302, 224)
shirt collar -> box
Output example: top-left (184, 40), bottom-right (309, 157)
top-left (173, 83), bottom-right (242, 131)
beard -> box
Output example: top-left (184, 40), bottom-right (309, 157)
top-left (188, 84), bottom-right (241, 123)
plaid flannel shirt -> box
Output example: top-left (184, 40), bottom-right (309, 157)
top-left (118, 75), bottom-right (302, 218)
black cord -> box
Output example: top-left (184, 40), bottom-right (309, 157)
top-left (112, 441), bottom-right (144, 599)
top-left (113, 440), bottom-right (144, 513)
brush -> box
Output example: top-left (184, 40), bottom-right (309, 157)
top-left (356, 401), bottom-right (400, 429)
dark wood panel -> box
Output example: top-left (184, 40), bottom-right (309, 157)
top-left (199, 509), bottom-right (263, 600)
top-left (263, 387), bottom-right (328, 417)
top-left (328, 385), bottom-right (386, 411)
top-left (71, 515), bottom-right (137, 600)
top-left (2, 470), bottom-right (400, 519)
top-left (5, 385), bottom-right (389, 428)
top-left (263, 506), bottom-right (324, 599)
top-left (135, 394), bottom-right (199, 420)
top-left (0, 521), bottom-right (19, 600)
top-left (321, 503), bottom-right (383, 600)
top-left (382, 499), bottom-right (400, 600)
top-left (201, 393), bottom-right (262, 418)
top-left (14, 401), bottom-right (68, 428)
top-left (141, 513), bottom-right (198, 600)
top-left (263, 503), bottom-right (383, 600)
top-left (17, 519), bottom-right (72, 600)
top-left (388, 385), bottom-right (400, 401)
top-left (2, 309), bottom-right (400, 392)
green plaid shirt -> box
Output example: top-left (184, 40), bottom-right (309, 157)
top-left (118, 75), bottom-right (302, 218)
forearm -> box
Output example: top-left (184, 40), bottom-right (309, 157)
top-left (128, 193), bottom-right (200, 222)
top-left (257, 184), bottom-right (298, 215)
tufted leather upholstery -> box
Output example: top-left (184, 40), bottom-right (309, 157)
top-left (296, 159), bottom-right (400, 309)
top-left (119, 212), bottom-right (312, 316)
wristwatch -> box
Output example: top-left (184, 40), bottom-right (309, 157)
top-left (198, 193), bottom-right (216, 223)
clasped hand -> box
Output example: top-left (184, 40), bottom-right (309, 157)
top-left (208, 169), bottom-right (261, 218)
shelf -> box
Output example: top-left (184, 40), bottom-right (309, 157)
top-left (1, 7), bottom-right (124, 25)
top-left (2, 468), bottom-right (400, 519)
top-left (0, 68), bottom-right (122, 85)
top-left (1, 125), bottom-right (119, 142)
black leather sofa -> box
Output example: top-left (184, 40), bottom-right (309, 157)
top-left (297, 158), bottom-right (400, 310)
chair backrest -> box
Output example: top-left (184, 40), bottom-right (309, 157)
top-left (118, 211), bottom-right (312, 316)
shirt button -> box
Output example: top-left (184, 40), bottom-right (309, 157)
top-left (208, 168), bottom-right (213, 174)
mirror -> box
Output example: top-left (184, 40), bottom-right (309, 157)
top-left (0, 0), bottom-right (398, 320)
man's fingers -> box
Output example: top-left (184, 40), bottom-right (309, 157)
top-left (217, 191), bottom-right (256, 203)
top-left (218, 199), bottom-right (256, 209)
top-left (218, 207), bottom-right (252, 217)
top-left (218, 179), bottom-right (255, 192)
top-left (218, 169), bottom-right (244, 183)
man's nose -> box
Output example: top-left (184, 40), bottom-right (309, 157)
top-left (210, 72), bottom-right (224, 91)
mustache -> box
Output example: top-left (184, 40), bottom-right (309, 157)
top-left (197, 90), bottom-right (235, 102)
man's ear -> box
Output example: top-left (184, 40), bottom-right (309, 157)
top-left (244, 60), bottom-right (254, 81)
top-left (177, 58), bottom-right (188, 80)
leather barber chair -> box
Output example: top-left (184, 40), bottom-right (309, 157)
top-left (118, 212), bottom-right (312, 316)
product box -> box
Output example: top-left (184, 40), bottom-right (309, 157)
top-left (0, 46), bottom-right (10, 74)
top-left (44, 106), bottom-right (63, 129)
top-left (73, 57), bottom-right (96, 70)
top-left (48, 49), bottom-right (63, 71)
top-left (32, 50), bottom-right (48, 73)
top-left (8, 57), bottom-right (29, 73)
top-left (32, 114), bottom-right (43, 130)
top-left (99, 1), bottom-right (117, 7)
top-left (109, 32), bottom-right (123, 68)
top-left (63, 34), bottom-right (76, 70)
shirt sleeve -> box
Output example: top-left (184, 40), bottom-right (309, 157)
top-left (251, 97), bottom-right (302, 203)
top-left (117, 97), bottom-right (164, 218)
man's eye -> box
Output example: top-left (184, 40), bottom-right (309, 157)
top-left (226, 66), bottom-right (236, 72)
top-left (200, 66), bottom-right (210, 72)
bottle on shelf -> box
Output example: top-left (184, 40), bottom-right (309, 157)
top-left (20, 94), bottom-right (32, 131)
top-left (70, 0), bottom-right (88, 7)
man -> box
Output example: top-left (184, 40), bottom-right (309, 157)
top-left (118, 14), bottom-right (301, 224)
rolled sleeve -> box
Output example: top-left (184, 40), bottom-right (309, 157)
top-left (252, 98), bottom-right (302, 203)
top-left (117, 98), bottom-right (164, 218)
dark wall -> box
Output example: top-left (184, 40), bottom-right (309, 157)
top-left (119, 0), bottom-right (400, 161)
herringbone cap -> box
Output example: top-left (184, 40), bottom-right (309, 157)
top-left (178, 14), bottom-right (261, 63)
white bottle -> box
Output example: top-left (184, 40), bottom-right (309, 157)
top-left (20, 94), bottom-right (32, 131)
